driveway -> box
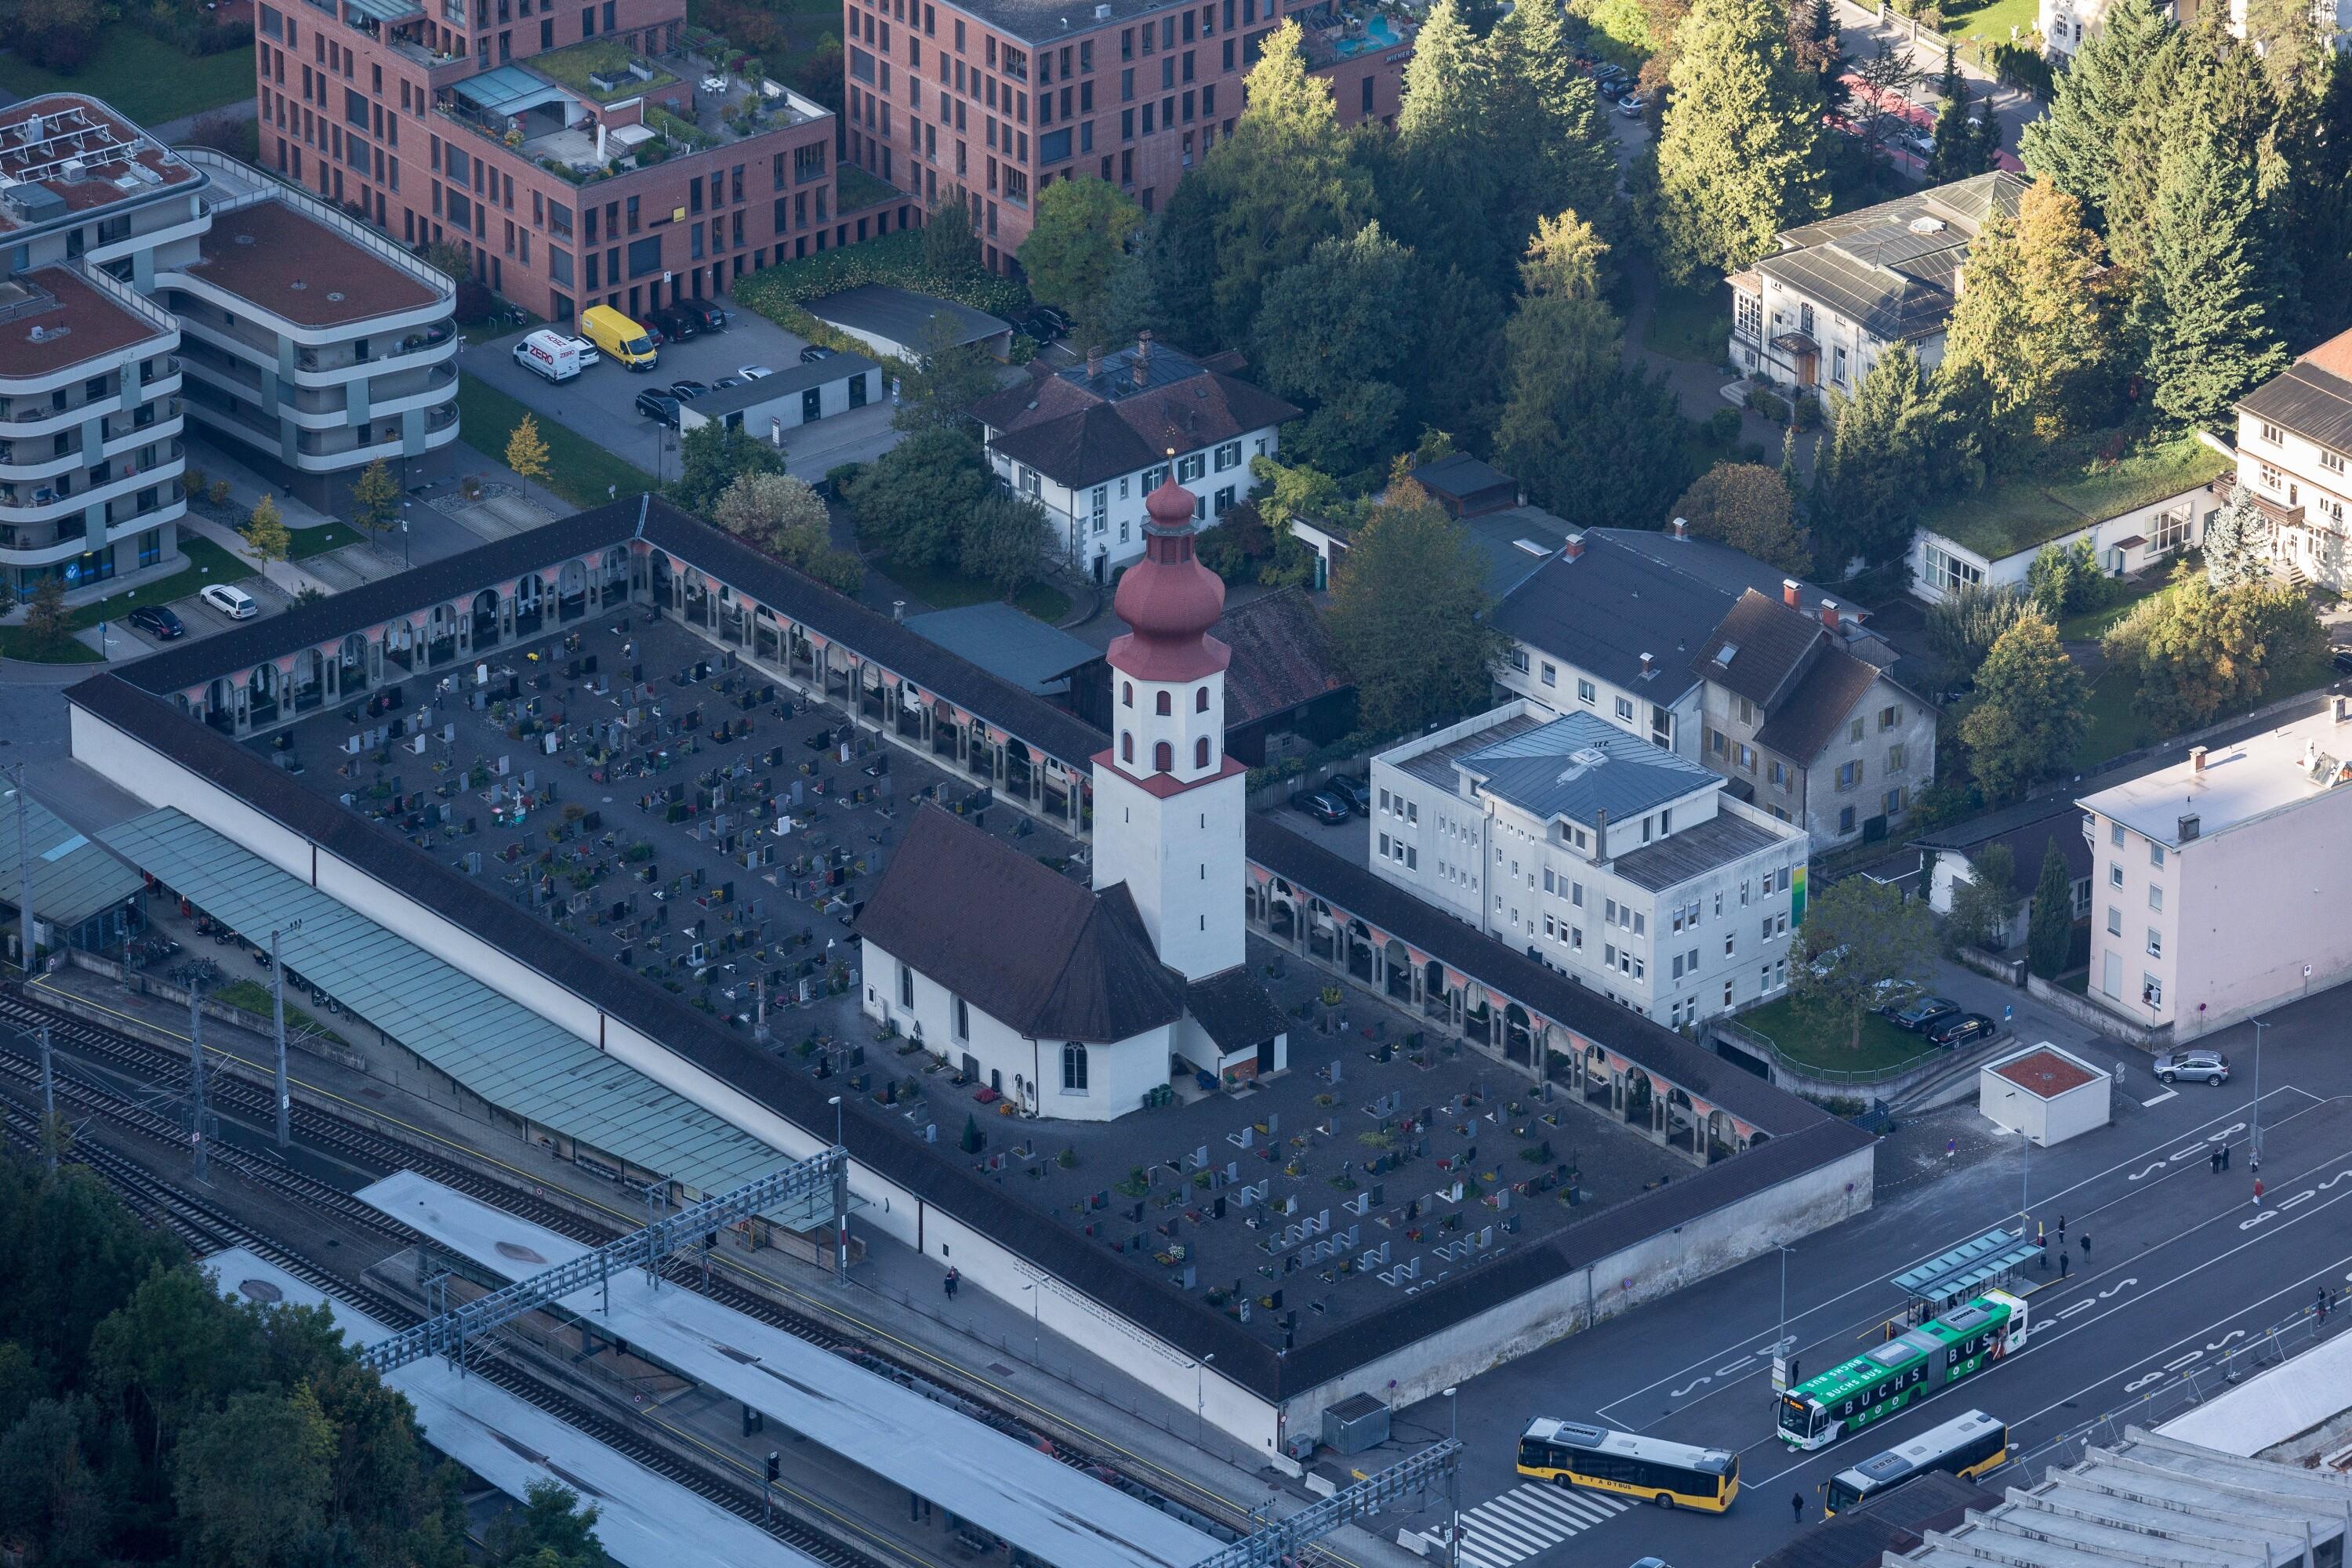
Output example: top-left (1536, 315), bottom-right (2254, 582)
top-left (461, 310), bottom-right (906, 492)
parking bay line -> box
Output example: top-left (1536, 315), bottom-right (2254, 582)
top-left (2143, 1090), bottom-right (2179, 1108)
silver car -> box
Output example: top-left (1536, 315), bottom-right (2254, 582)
top-left (2154, 1049), bottom-right (2230, 1086)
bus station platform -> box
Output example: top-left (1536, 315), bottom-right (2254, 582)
top-left (197, 1247), bottom-right (822, 1568)
top-left (355, 1170), bottom-right (1226, 1568)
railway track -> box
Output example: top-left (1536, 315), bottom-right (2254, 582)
top-left (0, 987), bottom-right (1254, 1543)
top-left (0, 1068), bottom-right (903, 1568)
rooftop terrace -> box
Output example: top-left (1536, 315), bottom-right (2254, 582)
top-left (0, 264), bottom-right (176, 383)
top-left (0, 94), bottom-right (197, 237)
top-left (1918, 431), bottom-right (2231, 562)
top-left (188, 198), bottom-right (443, 329)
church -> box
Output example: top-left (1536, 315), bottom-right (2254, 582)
top-left (855, 477), bottom-right (1290, 1122)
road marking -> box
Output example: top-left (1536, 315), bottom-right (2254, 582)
top-left (1453, 1484), bottom-right (1630, 1566)
top-left (2142, 1091), bottom-right (2179, 1108)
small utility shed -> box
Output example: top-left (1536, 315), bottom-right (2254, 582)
top-left (804, 285), bottom-right (1013, 362)
top-left (677, 352), bottom-right (882, 441)
top-left (1980, 1043), bottom-right (2111, 1146)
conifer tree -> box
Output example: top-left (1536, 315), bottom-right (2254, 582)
top-left (2201, 483), bottom-right (2270, 588)
top-left (2019, 0), bottom-right (2172, 223)
top-left (1936, 181), bottom-right (2122, 442)
top-left (1809, 342), bottom-right (1933, 572)
top-left (1650, 0), bottom-right (1828, 281)
top-left (2133, 133), bottom-right (2288, 431)
top-left (1486, 0), bottom-right (1621, 258)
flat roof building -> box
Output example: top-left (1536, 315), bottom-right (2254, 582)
top-left (2078, 697), bottom-right (2352, 1041)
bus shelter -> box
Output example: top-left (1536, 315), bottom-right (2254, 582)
top-left (1891, 1227), bottom-right (2043, 1317)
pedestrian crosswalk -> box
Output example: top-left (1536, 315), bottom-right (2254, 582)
top-left (1452, 1483), bottom-right (1632, 1568)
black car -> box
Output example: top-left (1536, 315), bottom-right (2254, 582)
top-left (651, 304), bottom-right (700, 343)
top-left (1882, 995), bottom-right (1961, 1032)
top-left (798, 344), bottom-right (838, 365)
top-left (2333, 645), bottom-right (2352, 676)
top-left (634, 389), bottom-right (682, 426)
top-left (668, 379), bottom-right (711, 401)
top-left (1290, 789), bottom-right (1352, 826)
top-left (674, 298), bottom-right (726, 333)
top-left (1926, 1012), bottom-right (1998, 1049)
top-left (1018, 307), bottom-right (1069, 343)
top-left (127, 604), bottom-right (185, 640)
top-left (1324, 775), bottom-right (1374, 815)
top-left (711, 375), bottom-right (746, 391)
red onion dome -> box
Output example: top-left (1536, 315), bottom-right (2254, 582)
top-left (1109, 474), bottom-right (1231, 681)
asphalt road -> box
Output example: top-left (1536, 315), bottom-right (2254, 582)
top-left (1383, 991), bottom-right (2352, 1568)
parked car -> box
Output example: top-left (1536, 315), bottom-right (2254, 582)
top-left (668, 379), bottom-right (711, 401)
top-left (511, 328), bottom-right (582, 383)
top-left (2332, 644), bottom-right (2352, 676)
top-left (650, 304), bottom-right (700, 343)
top-left (673, 298), bottom-right (727, 333)
top-left (799, 345), bottom-right (838, 365)
top-left (634, 389), bottom-right (682, 426)
top-left (127, 604), bottom-right (184, 640)
top-left (1017, 307), bottom-right (1069, 342)
top-left (1617, 92), bottom-right (1647, 116)
top-left (1324, 775), bottom-right (1374, 815)
top-left (1926, 1012), bottom-right (1998, 1049)
top-left (1882, 995), bottom-right (1960, 1032)
top-left (712, 375), bottom-right (746, 391)
top-left (1290, 789), bottom-right (1352, 826)
top-left (199, 583), bottom-right (258, 620)
top-left (737, 364), bottom-right (776, 379)
top-left (566, 334), bottom-right (602, 366)
top-left (2154, 1049), bottom-right (2230, 1085)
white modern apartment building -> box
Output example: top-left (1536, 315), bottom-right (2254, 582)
top-left (162, 149), bottom-right (459, 512)
top-left (971, 333), bottom-right (1298, 585)
top-left (2079, 699), bottom-right (2352, 1042)
top-left (2234, 328), bottom-right (2352, 593)
top-left (0, 96), bottom-right (459, 601)
top-left (0, 96), bottom-right (196, 598)
top-left (1367, 701), bottom-right (1810, 1029)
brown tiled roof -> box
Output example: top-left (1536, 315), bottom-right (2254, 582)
top-left (1693, 588), bottom-right (1831, 710)
top-left (0, 266), bottom-right (172, 380)
top-left (975, 350), bottom-right (1298, 488)
top-left (853, 804), bottom-right (1186, 1043)
top-left (1215, 588), bottom-right (1350, 725)
top-left (1755, 650), bottom-right (1884, 761)
top-left (2298, 325), bottom-right (2352, 383)
top-left (189, 200), bottom-right (442, 328)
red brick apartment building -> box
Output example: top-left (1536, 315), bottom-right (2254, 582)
top-left (840, 0), bottom-right (1414, 268)
top-left (252, 0), bottom-right (881, 323)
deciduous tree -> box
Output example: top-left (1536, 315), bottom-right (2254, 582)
top-left (1935, 180), bottom-right (2123, 444)
top-left (171, 1385), bottom-right (336, 1568)
top-left (960, 492), bottom-right (1053, 598)
top-left (20, 576), bottom-right (71, 655)
top-left (1946, 842), bottom-right (2016, 951)
top-left (921, 188), bottom-right (983, 277)
top-left (484, 1481), bottom-right (613, 1568)
top-left (1323, 481), bottom-right (1504, 733)
top-left (1671, 463), bottom-right (1809, 572)
top-left (1650, 0), bottom-right (1828, 281)
top-left (713, 471), bottom-right (829, 549)
top-left (241, 493), bottom-right (292, 564)
top-left (1017, 176), bottom-right (1145, 325)
top-left (844, 429), bottom-right (991, 568)
top-left (1254, 223), bottom-right (1422, 477)
top-left (1957, 614), bottom-right (2088, 804)
top-left (1791, 876), bottom-right (1940, 1050)
top-left (672, 422), bottom-right (785, 514)
top-left (504, 412), bottom-right (552, 485)
top-left (348, 457), bottom-right (401, 539)
top-left (2102, 565), bottom-right (2325, 733)
top-left (1925, 582), bottom-right (2031, 688)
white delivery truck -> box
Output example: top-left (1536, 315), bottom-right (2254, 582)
top-left (512, 328), bottom-right (583, 383)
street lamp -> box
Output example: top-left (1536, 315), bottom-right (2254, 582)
top-left (2251, 1018), bottom-right (2267, 1167)
top-left (1443, 1386), bottom-right (1461, 1568)
top-left (1196, 1352), bottom-right (1214, 1445)
top-left (1021, 1279), bottom-right (1041, 1367)
top-left (268, 920), bottom-right (303, 1152)
top-left (828, 1094), bottom-right (847, 1281)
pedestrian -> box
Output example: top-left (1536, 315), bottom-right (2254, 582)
top-left (2060, 1251), bottom-right (2070, 1279)
top-left (2253, 1178), bottom-right (2265, 1208)
top-left (1792, 1493), bottom-right (1806, 1526)
top-left (2080, 1233), bottom-right (2090, 1260)
top-left (2038, 1233), bottom-right (2049, 1271)
top-left (2318, 1287), bottom-right (2332, 1322)
top-left (1947, 1137), bottom-right (1956, 1160)
top-left (2211, 1145), bottom-right (2223, 1174)
top-left (2223, 1141), bottom-right (2232, 1171)
top-left (944, 1266), bottom-right (960, 1300)
top-left (2057, 1215), bottom-right (2067, 1243)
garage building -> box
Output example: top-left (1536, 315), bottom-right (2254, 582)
top-left (677, 353), bottom-right (884, 442)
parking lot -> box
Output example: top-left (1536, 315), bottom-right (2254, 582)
top-left (461, 310), bottom-right (907, 489)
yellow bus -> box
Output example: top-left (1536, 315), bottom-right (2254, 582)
top-left (1515, 1419), bottom-right (1740, 1512)
top-left (1824, 1409), bottom-right (2008, 1516)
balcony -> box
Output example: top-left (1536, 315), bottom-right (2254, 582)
top-left (295, 319), bottom-right (458, 374)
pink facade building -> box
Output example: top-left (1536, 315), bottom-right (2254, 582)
top-left (252, 0), bottom-right (876, 325)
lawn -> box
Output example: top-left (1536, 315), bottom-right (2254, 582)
top-left (285, 523), bottom-right (360, 562)
top-left (456, 373), bottom-right (657, 510)
top-left (212, 978), bottom-right (351, 1048)
top-left (2056, 571), bottom-right (2176, 642)
top-left (1937, 0), bottom-right (2042, 47)
top-left (836, 163), bottom-right (902, 212)
top-left (1644, 280), bottom-right (1731, 366)
top-left (0, 29), bottom-right (256, 125)
top-left (882, 557), bottom-right (1072, 623)
top-left (0, 535), bottom-right (256, 663)
top-left (1735, 995), bottom-right (1940, 1078)
top-left (2069, 648), bottom-right (2338, 771)
top-left (528, 37), bottom-right (680, 103)
top-left (1918, 432), bottom-right (2231, 564)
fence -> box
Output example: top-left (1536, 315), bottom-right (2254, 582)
top-left (2009, 1299), bottom-right (2343, 1483)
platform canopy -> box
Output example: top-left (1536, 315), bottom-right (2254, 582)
top-left (1889, 1226), bottom-right (2042, 1305)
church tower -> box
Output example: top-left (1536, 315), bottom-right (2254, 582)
top-left (1091, 473), bottom-right (1247, 982)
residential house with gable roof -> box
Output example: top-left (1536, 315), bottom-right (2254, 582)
top-left (1691, 586), bottom-right (1938, 846)
top-left (1727, 172), bottom-right (2026, 397)
top-left (971, 331), bottom-right (1297, 583)
top-left (2234, 325), bottom-right (2352, 592)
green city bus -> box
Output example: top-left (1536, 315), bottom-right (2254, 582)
top-left (1824, 1409), bottom-right (2009, 1515)
top-left (1516, 1419), bottom-right (1740, 1512)
top-left (1776, 1289), bottom-right (2028, 1450)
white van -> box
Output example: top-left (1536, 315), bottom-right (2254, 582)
top-left (513, 328), bottom-right (582, 383)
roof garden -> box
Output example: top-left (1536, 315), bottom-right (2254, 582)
top-left (528, 38), bottom-right (679, 103)
top-left (1919, 431), bottom-right (2232, 564)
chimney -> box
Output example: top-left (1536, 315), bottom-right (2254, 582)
top-left (1670, 517), bottom-right (1689, 539)
top-left (1639, 652), bottom-right (1654, 677)
top-left (1561, 535), bottom-right (1584, 561)
top-left (596, 119), bottom-right (608, 161)
top-left (1592, 808), bottom-right (1609, 862)
top-left (1782, 578), bottom-right (1800, 608)
top-left (1087, 343), bottom-right (1102, 379)
top-left (2179, 813), bottom-right (2201, 842)
top-left (1820, 599), bottom-right (1840, 632)
top-left (1953, 263), bottom-right (1966, 300)
top-left (1133, 329), bottom-right (1152, 387)
top-left (2336, 694), bottom-right (2350, 723)
top-left (2307, 738), bottom-right (2321, 771)
top-left (2190, 745), bottom-right (2208, 773)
